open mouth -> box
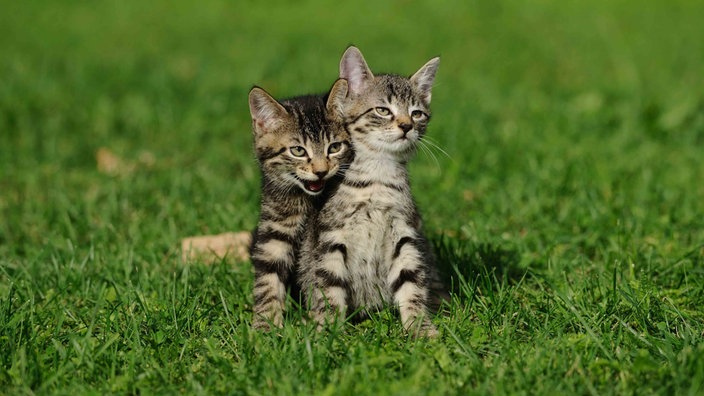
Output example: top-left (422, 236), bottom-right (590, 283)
top-left (303, 179), bottom-right (326, 193)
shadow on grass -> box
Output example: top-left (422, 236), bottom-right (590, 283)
top-left (431, 236), bottom-right (529, 302)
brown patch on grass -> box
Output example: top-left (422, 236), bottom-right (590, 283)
top-left (181, 231), bottom-right (252, 264)
top-left (96, 147), bottom-right (156, 175)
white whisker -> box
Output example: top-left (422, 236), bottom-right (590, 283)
top-left (419, 136), bottom-right (453, 162)
top-left (416, 140), bottom-right (440, 169)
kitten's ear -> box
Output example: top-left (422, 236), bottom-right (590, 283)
top-left (410, 57), bottom-right (440, 104)
top-left (326, 78), bottom-right (348, 119)
top-left (248, 87), bottom-right (289, 134)
top-left (339, 46), bottom-right (374, 95)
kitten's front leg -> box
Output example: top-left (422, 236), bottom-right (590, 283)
top-left (308, 243), bottom-right (349, 330)
top-left (389, 236), bottom-right (438, 338)
top-left (251, 236), bottom-right (295, 331)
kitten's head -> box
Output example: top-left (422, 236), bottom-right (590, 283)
top-left (248, 79), bottom-right (352, 196)
top-left (339, 46), bottom-right (439, 159)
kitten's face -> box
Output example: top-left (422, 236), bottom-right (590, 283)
top-left (339, 47), bottom-right (439, 159)
top-left (345, 75), bottom-right (431, 156)
top-left (258, 120), bottom-right (351, 196)
top-left (248, 80), bottom-right (352, 196)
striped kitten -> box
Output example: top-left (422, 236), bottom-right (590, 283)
top-left (248, 79), bottom-right (353, 330)
top-left (299, 47), bottom-right (442, 337)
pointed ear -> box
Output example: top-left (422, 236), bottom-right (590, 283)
top-left (248, 87), bottom-right (288, 134)
top-left (339, 46), bottom-right (374, 96)
top-left (410, 57), bottom-right (440, 104)
top-left (326, 79), bottom-right (348, 120)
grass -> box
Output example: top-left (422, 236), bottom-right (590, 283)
top-left (1, 0), bottom-right (704, 394)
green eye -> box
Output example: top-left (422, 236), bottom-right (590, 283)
top-left (290, 146), bottom-right (307, 157)
top-left (328, 142), bottom-right (343, 154)
top-left (375, 107), bottom-right (391, 116)
top-left (411, 110), bottom-right (425, 120)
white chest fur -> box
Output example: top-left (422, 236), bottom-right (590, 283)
top-left (327, 154), bottom-right (417, 309)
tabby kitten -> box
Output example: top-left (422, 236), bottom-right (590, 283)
top-left (298, 47), bottom-right (442, 337)
top-left (248, 79), bottom-right (353, 330)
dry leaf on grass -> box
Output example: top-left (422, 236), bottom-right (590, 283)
top-left (96, 147), bottom-right (130, 175)
top-left (181, 231), bottom-right (252, 264)
top-left (462, 189), bottom-right (477, 202)
top-left (96, 147), bottom-right (155, 176)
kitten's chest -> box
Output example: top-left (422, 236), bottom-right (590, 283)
top-left (329, 160), bottom-right (418, 306)
top-left (339, 187), bottom-right (414, 264)
top-left (337, 162), bottom-right (415, 252)
top-left (338, 196), bottom-right (413, 308)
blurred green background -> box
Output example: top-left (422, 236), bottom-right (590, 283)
top-left (2, 0), bottom-right (702, 254)
top-left (1, 0), bottom-right (703, 393)
top-left (0, 1), bottom-right (704, 245)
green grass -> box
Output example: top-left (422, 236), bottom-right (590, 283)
top-left (2, 0), bottom-right (704, 394)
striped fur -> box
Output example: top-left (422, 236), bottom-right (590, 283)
top-left (248, 80), bottom-right (352, 331)
top-left (299, 47), bottom-right (444, 337)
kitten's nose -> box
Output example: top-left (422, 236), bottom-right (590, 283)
top-left (399, 123), bottom-right (413, 133)
top-left (314, 170), bottom-right (327, 179)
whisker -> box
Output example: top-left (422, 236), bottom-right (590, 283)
top-left (417, 140), bottom-right (440, 169)
top-left (420, 136), bottom-right (453, 161)
top-left (263, 177), bottom-right (297, 197)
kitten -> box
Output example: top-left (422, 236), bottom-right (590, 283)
top-left (248, 79), bottom-right (353, 330)
top-left (298, 47), bottom-right (442, 337)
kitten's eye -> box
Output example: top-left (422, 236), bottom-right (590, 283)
top-left (375, 107), bottom-right (391, 117)
top-left (290, 146), bottom-right (307, 157)
top-left (328, 142), bottom-right (343, 154)
top-left (411, 110), bottom-right (426, 120)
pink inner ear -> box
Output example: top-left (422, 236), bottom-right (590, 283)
top-left (347, 68), bottom-right (373, 95)
top-left (340, 48), bottom-right (373, 95)
top-left (345, 67), bottom-right (359, 81)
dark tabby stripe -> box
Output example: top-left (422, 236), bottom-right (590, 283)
top-left (393, 236), bottom-right (417, 259)
top-left (406, 296), bottom-right (426, 308)
top-left (342, 178), bottom-right (372, 188)
top-left (259, 147), bottom-right (287, 161)
top-left (349, 107), bottom-right (375, 124)
top-left (342, 178), bottom-right (405, 192)
top-left (283, 95), bottom-right (327, 144)
top-left (256, 229), bottom-right (297, 246)
top-left (327, 243), bottom-right (347, 262)
top-left (391, 268), bottom-right (422, 294)
top-left (254, 293), bottom-right (279, 307)
top-left (315, 268), bottom-right (348, 288)
top-left (252, 258), bottom-right (291, 281)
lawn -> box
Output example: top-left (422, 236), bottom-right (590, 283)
top-left (1, 0), bottom-right (703, 394)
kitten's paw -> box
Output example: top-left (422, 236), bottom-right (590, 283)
top-left (311, 312), bottom-right (331, 332)
top-left (405, 317), bottom-right (439, 338)
top-left (416, 324), bottom-right (439, 338)
top-left (300, 313), bottom-right (323, 332)
top-left (309, 309), bottom-right (345, 332)
top-left (252, 313), bottom-right (283, 332)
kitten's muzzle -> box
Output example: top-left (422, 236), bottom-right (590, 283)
top-left (399, 122), bottom-right (413, 133)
